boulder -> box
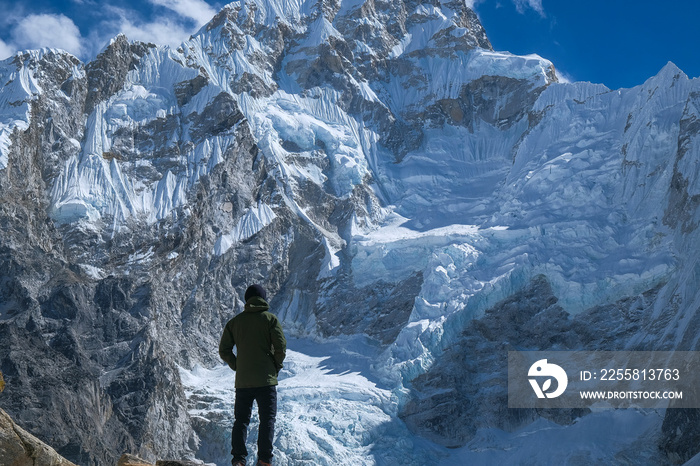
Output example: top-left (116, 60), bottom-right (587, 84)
top-left (155, 461), bottom-right (202, 466)
top-left (0, 408), bottom-right (76, 466)
top-left (118, 453), bottom-right (153, 466)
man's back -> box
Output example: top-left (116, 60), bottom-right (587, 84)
top-left (219, 295), bottom-right (287, 388)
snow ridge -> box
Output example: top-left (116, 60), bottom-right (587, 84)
top-left (1, 1), bottom-right (699, 464)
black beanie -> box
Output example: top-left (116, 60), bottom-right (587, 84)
top-left (244, 284), bottom-right (266, 302)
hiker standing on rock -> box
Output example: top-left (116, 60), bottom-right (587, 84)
top-left (219, 284), bottom-right (287, 466)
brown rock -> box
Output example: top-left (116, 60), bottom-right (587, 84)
top-left (0, 408), bottom-right (77, 466)
top-left (118, 453), bottom-right (153, 466)
top-left (155, 461), bottom-right (201, 466)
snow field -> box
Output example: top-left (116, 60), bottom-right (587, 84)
top-left (240, 89), bottom-right (371, 198)
top-left (181, 334), bottom-right (670, 465)
top-left (180, 336), bottom-right (440, 465)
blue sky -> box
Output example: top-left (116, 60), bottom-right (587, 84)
top-left (0, 0), bottom-right (697, 90)
top-left (473, 0), bottom-right (700, 89)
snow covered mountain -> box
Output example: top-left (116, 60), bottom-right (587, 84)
top-left (1, 0), bottom-right (699, 464)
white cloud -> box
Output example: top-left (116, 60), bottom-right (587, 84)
top-left (84, 2), bottom-right (216, 58)
top-left (78, 7), bottom-right (188, 59)
top-left (11, 14), bottom-right (84, 57)
top-left (0, 1), bottom-right (219, 62)
top-left (555, 68), bottom-right (575, 84)
top-left (0, 39), bottom-right (15, 60)
top-left (512, 0), bottom-right (545, 17)
top-left (468, 0), bottom-right (544, 18)
top-left (116, 16), bottom-right (194, 49)
top-left (149, 0), bottom-right (218, 26)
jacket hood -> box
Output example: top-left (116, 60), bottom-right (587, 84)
top-left (244, 296), bottom-right (269, 313)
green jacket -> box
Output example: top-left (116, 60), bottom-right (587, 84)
top-left (218, 296), bottom-right (287, 388)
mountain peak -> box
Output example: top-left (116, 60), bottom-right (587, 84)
top-left (658, 60), bottom-right (686, 79)
top-left (84, 34), bottom-right (156, 113)
top-left (4, 1), bottom-right (700, 465)
top-left (9, 47), bottom-right (81, 69)
top-left (637, 61), bottom-right (688, 89)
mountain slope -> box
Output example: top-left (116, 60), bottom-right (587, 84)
top-left (0, 0), bottom-right (699, 464)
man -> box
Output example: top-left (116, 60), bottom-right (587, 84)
top-left (219, 284), bottom-right (287, 466)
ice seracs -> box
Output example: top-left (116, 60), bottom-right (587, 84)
top-left (1, 1), bottom-right (700, 464)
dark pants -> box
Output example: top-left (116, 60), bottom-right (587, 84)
top-left (231, 385), bottom-right (277, 464)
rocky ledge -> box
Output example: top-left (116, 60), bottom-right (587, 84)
top-left (119, 453), bottom-right (204, 466)
top-left (0, 407), bottom-right (77, 466)
top-left (0, 407), bottom-right (204, 466)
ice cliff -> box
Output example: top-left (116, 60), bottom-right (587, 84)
top-left (0, 0), bottom-right (699, 464)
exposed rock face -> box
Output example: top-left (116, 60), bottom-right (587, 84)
top-left (155, 461), bottom-right (201, 466)
top-left (84, 35), bottom-right (156, 114)
top-left (661, 408), bottom-right (700, 464)
top-left (0, 408), bottom-right (77, 466)
top-left (0, 0), bottom-right (699, 464)
top-left (315, 272), bottom-right (423, 344)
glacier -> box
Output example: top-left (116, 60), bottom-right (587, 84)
top-left (0, 0), bottom-right (699, 464)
